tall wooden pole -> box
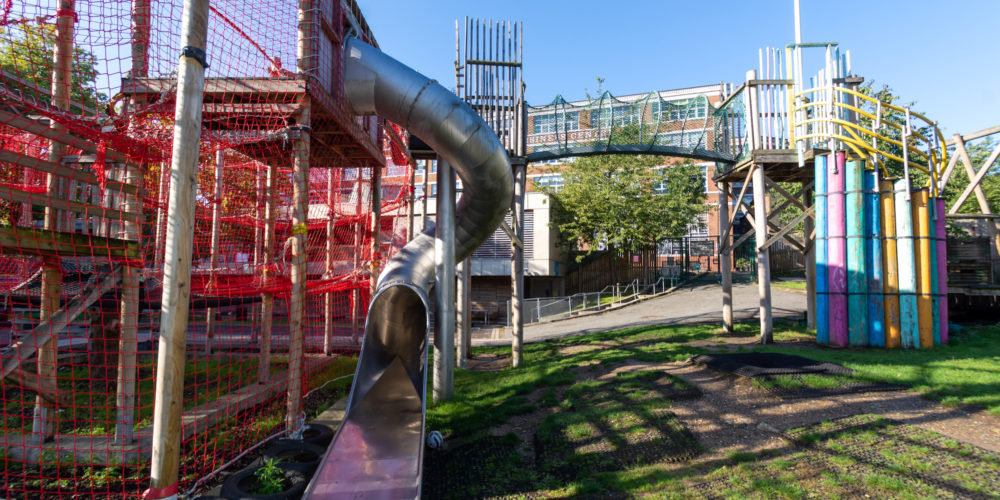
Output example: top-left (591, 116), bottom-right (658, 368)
top-left (286, 122), bottom-right (309, 431)
top-left (456, 256), bottom-right (470, 367)
top-left (804, 185), bottom-right (816, 329)
top-left (324, 169), bottom-right (336, 354)
top-left (115, 0), bottom-right (150, 446)
top-left (147, 0), bottom-right (210, 495)
top-left (350, 169), bottom-right (361, 343)
top-left (205, 150), bottom-right (223, 355)
top-left (433, 158), bottom-right (456, 401)
top-left (511, 160), bottom-right (526, 367)
top-left (258, 163), bottom-right (277, 384)
top-left (286, 0), bottom-right (312, 431)
top-left (33, 0), bottom-right (76, 444)
top-left (746, 70), bottom-right (773, 344)
top-left (421, 160), bottom-right (430, 232)
top-left (407, 163), bottom-right (416, 241)
top-left (719, 181), bottom-right (734, 333)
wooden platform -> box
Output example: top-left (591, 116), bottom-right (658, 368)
top-left (121, 77), bottom-right (384, 168)
top-left (714, 148), bottom-right (825, 183)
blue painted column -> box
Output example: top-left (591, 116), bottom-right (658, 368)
top-left (865, 165), bottom-right (885, 346)
top-left (815, 154), bottom-right (829, 345)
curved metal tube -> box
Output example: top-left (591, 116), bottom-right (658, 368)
top-left (304, 38), bottom-right (513, 499)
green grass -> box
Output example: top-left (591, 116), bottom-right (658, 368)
top-left (423, 320), bottom-right (1000, 498)
top-left (771, 280), bottom-right (808, 291)
top-left (756, 322), bottom-right (1000, 414)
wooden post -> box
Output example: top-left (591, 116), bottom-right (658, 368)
top-left (407, 162), bottom-right (416, 241)
top-left (421, 159), bottom-right (430, 232)
top-left (350, 169), bottom-right (362, 343)
top-left (33, 0), bottom-right (76, 443)
top-left (116, 161), bottom-right (140, 445)
top-left (746, 71), bottom-right (772, 343)
top-left (324, 169), bottom-right (337, 355)
top-left (511, 160), bottom-right (526, 366)
top-left (456, 256), bottom-right (471, 367)
top-left (286, 119), bottom-right (309, 432)
top-left (804, 185), bottom-right (816, 329)
top-left (205, 150), bottom-right (223, 355)
top-left (753, 167), bottom-right (773, 344)
top-left (115, 0), bottom-right (148, 445)
top-left (719, 181), bottom-right (734, 333)
top-left (433, 158), bottom-right (456, 401)
top-left (251, 165), bottom-right (264, 344)
top-left (148, 0), bottom-right (210, 494)
top-left (258, 163), bottom-right (277, 385)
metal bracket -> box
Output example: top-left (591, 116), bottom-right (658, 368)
top-left (180, 46), bottom-right (209, 69)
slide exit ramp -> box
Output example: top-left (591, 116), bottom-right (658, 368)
top-left (302, 37), bottom-right (513, 498)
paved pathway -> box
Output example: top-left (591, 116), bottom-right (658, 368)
top-left (473, 280), bottom-right (806, 346)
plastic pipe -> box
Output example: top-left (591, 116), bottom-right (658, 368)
top-left (879, 180), bottom-right (901, 348)
top-left (912, 189), bottom-right (934, 348)
top-left (935, 197), bottom-right (949, 343)
top-left (827, 151), bottom-right (848, 347)
top-left (865, 166), bottom-right (884, 347)
top-left (846, 159), bottom-right (867, 346)
top-left (894, 179), bottom-right (919, 349)
top-left (814, 154), bottom-right (829, 345)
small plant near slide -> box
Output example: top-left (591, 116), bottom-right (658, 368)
top-left (253, 458), bottom-right (288, 495)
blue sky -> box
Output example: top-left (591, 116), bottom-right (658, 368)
top-left (356, 0), bottom-right (999, 136)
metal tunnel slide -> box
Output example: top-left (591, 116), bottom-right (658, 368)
top-left (302, 38), bottom-right (514, 498)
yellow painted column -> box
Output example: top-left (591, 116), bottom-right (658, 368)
top-left (911, 189), bottom-right (934, 348)
top-left (879, 180), bottom-right (901, 349)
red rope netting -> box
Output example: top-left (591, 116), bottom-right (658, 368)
top-left (0, 0), bottom-right (412, 496)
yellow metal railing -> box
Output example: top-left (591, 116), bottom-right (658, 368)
top-left (787, 82), bottom-right (947, 195)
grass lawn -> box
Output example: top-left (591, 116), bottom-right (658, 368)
top-left (756, 322), bottom-right (1000, 414)
top-left (771, 280), bottom-right (808, 291)
top-left (424, 320), bottom-right (1000, 498)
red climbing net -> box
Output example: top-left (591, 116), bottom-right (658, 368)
top-left (0, 0), bottom-right (412, 496)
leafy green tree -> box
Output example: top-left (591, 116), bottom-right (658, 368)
top-left (541, 155), bottom-right (706, 261)
top-left (943, 137), bottom-right (999, 214)
top-left (0, 23), bottom-right (106, 110)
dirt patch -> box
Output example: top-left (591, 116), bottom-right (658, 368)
top-left (663, 361), bottom-right (1000, 456)
top-left (465, 353), bottom-right (510, 372)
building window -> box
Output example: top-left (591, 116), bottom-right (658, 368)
top-left (531, 173), bottom-right (565, 191)
top-left (589, 104), bottom-right (637, 129)
top-left (533, 111), bottom-right (579, 134)
top-left (652, 98), bottom-right (708, 121)
top-left (656, 130), bottom-right (706, 148)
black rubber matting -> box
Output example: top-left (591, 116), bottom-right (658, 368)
top-left (691, 353), bottom-right (906, 399)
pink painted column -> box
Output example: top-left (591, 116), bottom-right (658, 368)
top-left (827, 151), bottom-right (848, 347)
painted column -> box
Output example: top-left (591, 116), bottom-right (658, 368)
top-left (894, 179), bottom-right (919, 349)
top-left (845, 159), bottom-right (867, 346)
top-left (929, 198), bottom-right (941, 346)
top-left (827, 151), bottom-right (848, 347)
top-left (934, 198), bottom-right (949, 344)
top-left (865, 166), bottom-right (884, 347)
top-left (912, 189), bottom-right (934, 348)
top-left (814, 154), bottom-right (829, 344)
top-left (879, 180), bottom-right (901, 348)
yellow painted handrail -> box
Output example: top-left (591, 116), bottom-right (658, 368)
top-left (788, 82), bottom-right (946, 195)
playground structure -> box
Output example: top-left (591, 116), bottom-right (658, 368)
top-left (0, 0), bottom-right (414, 497)
top-left (1, 0), bottom-right (999, 498)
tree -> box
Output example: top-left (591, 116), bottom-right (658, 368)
top-left (541, 155), bottom-right (706, 260)
top-left (0, 23), bottom-right (106, 110)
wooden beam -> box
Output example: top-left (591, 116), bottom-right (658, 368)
top-left (718, 164), bottom-right (756, 249)
top-left (763, 175), bottom-right (810, 212)
top-left (0, 109), bottom-right (134, 165)
top-left (949, 139), bottom-right (1000, 215)
top-left (121, 77), bottom-right (306, 96)
top-left (0, 266), bottom-right (122, 380)
top-left (945, 124), bottom-right (1000, 145)
top-left (0, 185), bottom-right (142, 224)
top-left (5, 368), bottom-right (72, 407)
top-left (0, 226), bottom-right (139, 259)
top-left (0, 149), bottom-right (140, 196)
top-left (762, 205), bottom-right (815, 250)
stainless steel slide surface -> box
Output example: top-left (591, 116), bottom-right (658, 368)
top-left (303, 38), bottom-right (513, 499)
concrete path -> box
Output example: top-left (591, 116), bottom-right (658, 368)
top-left (473, 281), bottom-right (806, 346)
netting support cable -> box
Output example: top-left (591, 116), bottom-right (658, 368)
top-left (146, 0), bottom-right (211, 497)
